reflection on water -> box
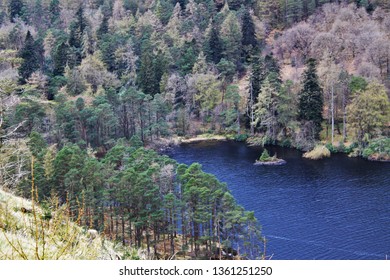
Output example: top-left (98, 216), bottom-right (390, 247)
top-left (169, 141), bottom-right (390, 260)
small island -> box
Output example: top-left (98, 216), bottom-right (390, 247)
top-left (254, 149), bottom-right (287, 166)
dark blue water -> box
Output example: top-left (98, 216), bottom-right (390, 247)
top-left (169, 141), bottom-right (390, 260)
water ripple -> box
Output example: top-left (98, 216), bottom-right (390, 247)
top-left (170, 141), bottom-right (390, 260)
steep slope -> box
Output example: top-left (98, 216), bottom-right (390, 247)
top-left (0, 189), bottom-right (133, 260)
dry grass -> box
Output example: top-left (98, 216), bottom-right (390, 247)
top-left (303, 145), bottom-right (331, 160)
top-left (0, 189), bottom-right (132, 260)
top-left (178, 134), bottom-right (227, 143)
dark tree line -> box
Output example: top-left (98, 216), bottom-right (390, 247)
top-left (19, 136), bottom-right (263, 259)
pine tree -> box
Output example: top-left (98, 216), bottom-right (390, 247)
top-left (18, 31), bottom-right (40, 83)
top-left (206, 23), bottom-right (223, 64)
top-left (31, 0), bottom-right (46, 29)
top-left (53, 42), bottom-right (68, 76)
top-left (220, 12), bottom-right (242, 65)
top-left (49, 0), bottom-right (61, 25)
top-left (241, 9), bottom-right (256, 47)
top-left (8, 0), bottom-right (24, 22)
top-left (155, 0), bottom-right (174, 25)
top-left (138, 48), bottom-right (157, 96)
top-left (179, 40), bottom-right (198, 75)
top-left (154, 50), bottom-right (167, 94)
top-left (241, 9), bottom-right (256, 61)
top-left (250, 54), bottom-right (267, 100)
top-left (68, 5), bottom-right (87, 67)
top-left (253, 76), bottom-right (280, 140)
top-left (97, 13), bottom-right (109, 41)
top-left (298, 58), bottom-right (324, 139)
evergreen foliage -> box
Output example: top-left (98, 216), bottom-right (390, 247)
top-left (18, 31), bottom-right (40, 83)
top-left (259, 148), bottom-right (270, 161)
top-left (68, 5), bottom-right (88, 68)
top-left (1, 0), bottom-right (390, 260)
top-left (49, 0), bottom-right (61, 25)
top-left (205, 23), bottom-right (223, 64)
top-left (298, 58), bottom-right (324, 139)
top-left (8, 0), bottom-right (24, 22)
top-left (242, 10), bottom-right (255, 42)
top-left (53, 42), bottom-right (68, 76)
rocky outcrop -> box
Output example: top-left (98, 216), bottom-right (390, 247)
top-left (254, 159), bottom-right (286, 166)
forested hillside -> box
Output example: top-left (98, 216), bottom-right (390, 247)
top-left (0, 0), bottom-right (389, 259)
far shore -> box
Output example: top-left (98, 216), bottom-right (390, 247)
top-left (177, 135), bottom-right (227, 143)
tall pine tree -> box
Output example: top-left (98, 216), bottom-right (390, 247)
top-left (49, 0), bottom-right (61, 26)
top-left (206, 23), bottom-right (223, 64)
top-left (8, 0), bottom-right (24, 22)
top-left (97, 13), bottom-right (109, 41)
top-left (298, 58), bottom-right (323, 139)
top-left (137, 41), bottom-right (165, 96)
top-left (53, 42), bottom-right (68, 76)
top-left (68, 5), bottom-right (87, 68)
top-left (241, 9), bottom-right (256, 61)
top-left (241, 9), bottom-right (256, 47)
top-left (18, 31), bottom-right (40, 83)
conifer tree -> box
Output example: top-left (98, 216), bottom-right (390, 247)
top-left (206, 23), bottom-right (223, 64)
top-left (155, 0), bottom-right (174, 25)
top-left (241, 9), bottom-right (256, 47)
top-left (68, 5), bottom-right (87, 67)
top-left (179, 40), bottom-right (198, 75)
top-left (298, 58), bottom-right (324, 139)
top-left (49, 0), bottom-right (61, 25)
top-left (253, 76), bottom-right (279, 140)
top-left (8, 0), bottom-right (24, 22)
top-left (138, 48), bottom-right (157, 96)
top-left (97, 13), bottom-right (109, 41)
top-left (220, 12), bottom-right (242, 65)
top-left (18, 31), bottom-right (39, 83)
top-left (53, 42), bottom-right (68, 76)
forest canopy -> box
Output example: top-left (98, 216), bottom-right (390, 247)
top-left (1, 0), bottom-right (390, 259)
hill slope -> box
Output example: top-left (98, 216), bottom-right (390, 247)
top-left (0, 189), bottom-right (132, 260)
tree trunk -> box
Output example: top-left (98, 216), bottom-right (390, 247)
top-left (121, 212), bottom-right (125, 246)
top-left (343, 91), bottom-right (347, 142)
top-left (331, 83), bottom-right (334, 144)
top-left (249, 78), bottom-right (255, 135)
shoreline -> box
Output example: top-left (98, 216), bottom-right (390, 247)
top-left (152, 135), bottom-right (389, 163)
top-left (178, 135), bottom-right (227, 144)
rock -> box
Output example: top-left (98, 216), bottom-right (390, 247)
top-left (254, 159), bottom-right (286, 166)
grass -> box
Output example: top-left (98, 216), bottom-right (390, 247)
top-left (303, 145), bottom-right (331, 160)
top-left (0, 189), bottom-right (135, 260)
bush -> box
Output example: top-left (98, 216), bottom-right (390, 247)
top-left (279, 138), bottom-right (292, 148)
top-left (362, 147), bottom-right (375, 158)
top-left (325, 143), bottom-right (338, 153)
top-left (262, 135), bottom-right (275, 146)
top-left (234, 134), bottom-right (248, 142)
top-left (362, 137), bottom-right (390, 161)
top-left (344, 142), bottom-right (358, 154)
top-left (246, 136), bottom-right (264, 146)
